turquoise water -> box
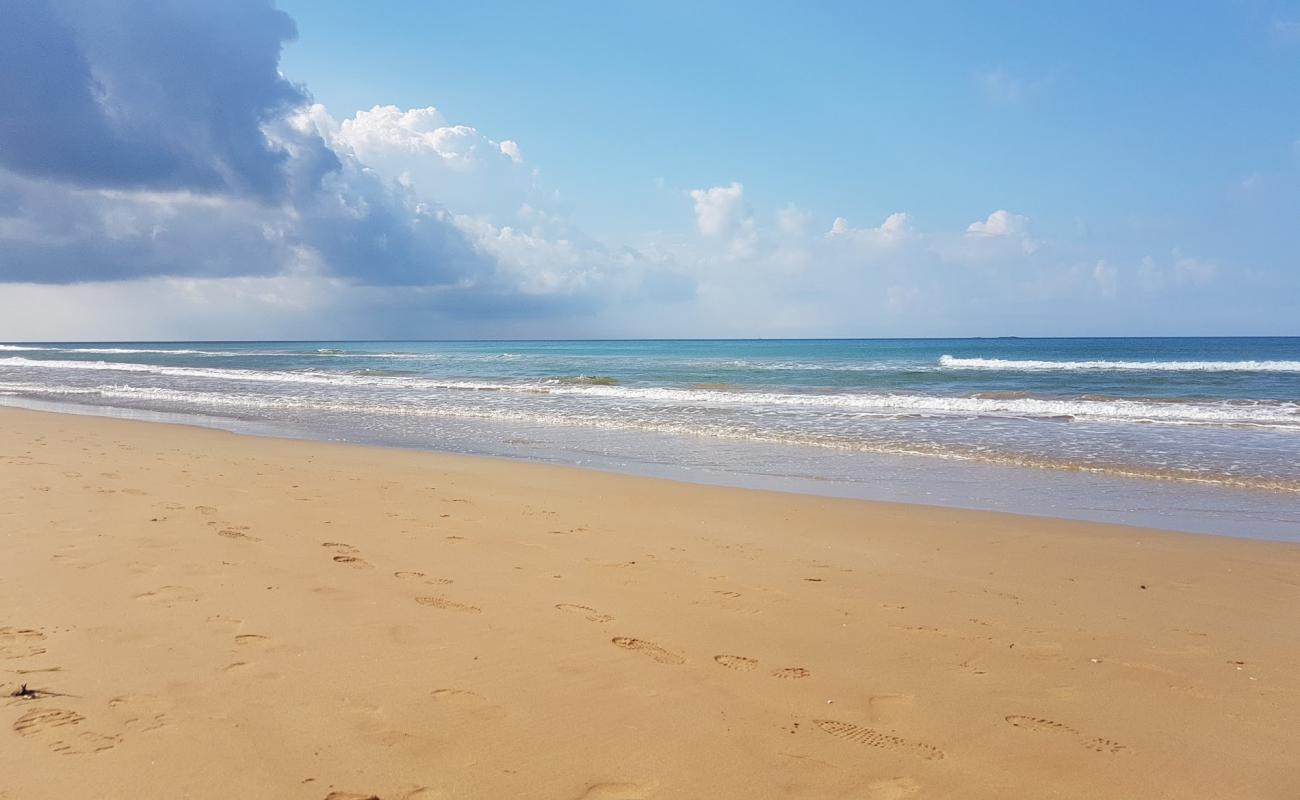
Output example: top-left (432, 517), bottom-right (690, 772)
top-left (2, 338), bottom-right (1297, 536)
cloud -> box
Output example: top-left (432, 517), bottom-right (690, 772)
top-left (775, 203), bottom-right (812, 235)
top-left (825, 212), bottom-right (913, 245)
top-left (965, 209), bottom-right (1039, 254)
top-left (966, 209), bottom-right (1027, 236)
top-left (0, 0), bottom-right (307, 198)
top-left (0, 2), bottom-right (562, 292)
top-left (321, 104), bottom-right (536, 219)
top-left (498, 140), bottom-right (523, 164)
top-left (333, 105), bottom-right (524, 170)
top-left (689, 182), bottom-right (747, 237)
top-left (0, 112), bottom-right (492, 287)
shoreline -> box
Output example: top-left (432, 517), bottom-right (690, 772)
top-left (3, 406), bottom-right (1299, 798)
top-left (3, 394), bottom-right (1298, 542)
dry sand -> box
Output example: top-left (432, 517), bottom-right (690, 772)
top-left (1, 406), bottom-right (1298, 799)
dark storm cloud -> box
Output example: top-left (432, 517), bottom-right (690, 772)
top-left (0, 0), bottom-right (305, 197)
top-left (0, 0), bottom-right (492, 286)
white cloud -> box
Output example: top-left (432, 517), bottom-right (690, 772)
top-left (966, 209), bottom-right (1027, 236)
top-left (498, 140), bottom-right (523, 164)
top-left (965, 209), bottom-right (1038, 254)
top-left (311, 104), bottom-right (536, 221)
top-left (776, 203), bottom-right (812, 235)
top-left (332, 105), bottom-right (522, 170)
top-left (689, 182), bottom-right (746, 237)
top-left (826, 212), bottom-right (913, 245)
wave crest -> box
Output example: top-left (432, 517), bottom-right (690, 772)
top-left (939, 355), bottom-right (1300, 373)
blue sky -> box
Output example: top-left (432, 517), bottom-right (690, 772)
top-left (0, 1), bottom-right (1297, 338)
top-left (279, 1), bottom-right (1300, 237)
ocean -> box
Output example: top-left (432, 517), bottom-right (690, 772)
top-left (2, 337), bottom-right (1297, 539)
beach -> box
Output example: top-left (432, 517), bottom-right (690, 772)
top-left (2, 405), bottom-right (1299, 799)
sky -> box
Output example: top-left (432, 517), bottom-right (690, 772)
top-left (0, 0), bottom-right (1297, 340)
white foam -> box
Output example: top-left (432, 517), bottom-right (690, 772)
top-left (940, 355), bottom-right (1300, 373)
top-left (1, 356), bottom-right (1296, 428)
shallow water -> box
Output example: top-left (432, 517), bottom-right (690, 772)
top-left (2, 338), bottom-right (1297, 539)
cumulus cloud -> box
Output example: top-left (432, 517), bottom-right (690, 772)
top-left (689, 182), bottom-right (747, 237)
top-left (825, 212), bottom-right (913, 245)
top-left (964, 209), bottom-right (1039, 254)
top-left (320, 104), bottom-right (537, 220)
top-left (333, 105), bottom-right (523, 170)
top-left (966, 209), bottom-right (1027, 236)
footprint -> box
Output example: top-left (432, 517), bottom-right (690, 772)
top-left (431, 688), bottom-right (484, 702)
top-left (415, 596), bottom-right (481, 614)
top-left (1004, 715), bottom-right (1079, 735)
top-left (712, 590), bottom-right (742, 599)
top-left (713, 654), bottom-right (757, 671)
top-left (556, 603), bottom-right (614, 623)
top-left (324, 543), bottom-right (371, 569)
top-left (13, 707), bottom-right (83, 736)
top-left (611, 637), bottom-right (684, 665)
top-left (396, 571), bottom-right (453, 585)
top-left (332, 555), bottom-right (371, 568)
top-left (134, 585), bottom-right (201, 606)
top-left (218, 527), bottom-right (259, 542)
top-left (772, 667), bottom-right (810, 680)
top-left (234, 634), bottom-right (270, 646)
top-left (1004, 715), bottom-right (1128, 754)
top-left (194, 505), bottom-right (217, 515)
top-left (0, 627), bottom-right (47, 660)
top-left (1081, 737), bottom-right (1128, 754)
top-left (12, 708), bottom-right (119, 755)
top-left (48, 730), bottom-right (120, 755)
top-left (813, 720), bottom-right (945, 761)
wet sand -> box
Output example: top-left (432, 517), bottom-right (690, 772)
top-left (1, 406), bottom-right (1297, 799)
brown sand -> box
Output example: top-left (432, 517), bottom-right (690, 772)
top-left (1, 406), bottom-right (1298, 799)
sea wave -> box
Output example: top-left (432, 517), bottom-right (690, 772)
top-left (2, 381), bottom-right (1296, 493)
top-left (939, 355), bottom-right (1300, 372)
top-left (1, 356), bottom-right (1296, 428)
top-left (0, 344), bottom-right (286, 356)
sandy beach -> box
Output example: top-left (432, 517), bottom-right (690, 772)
top-left (1, 405), bottom-right (1298, 799)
